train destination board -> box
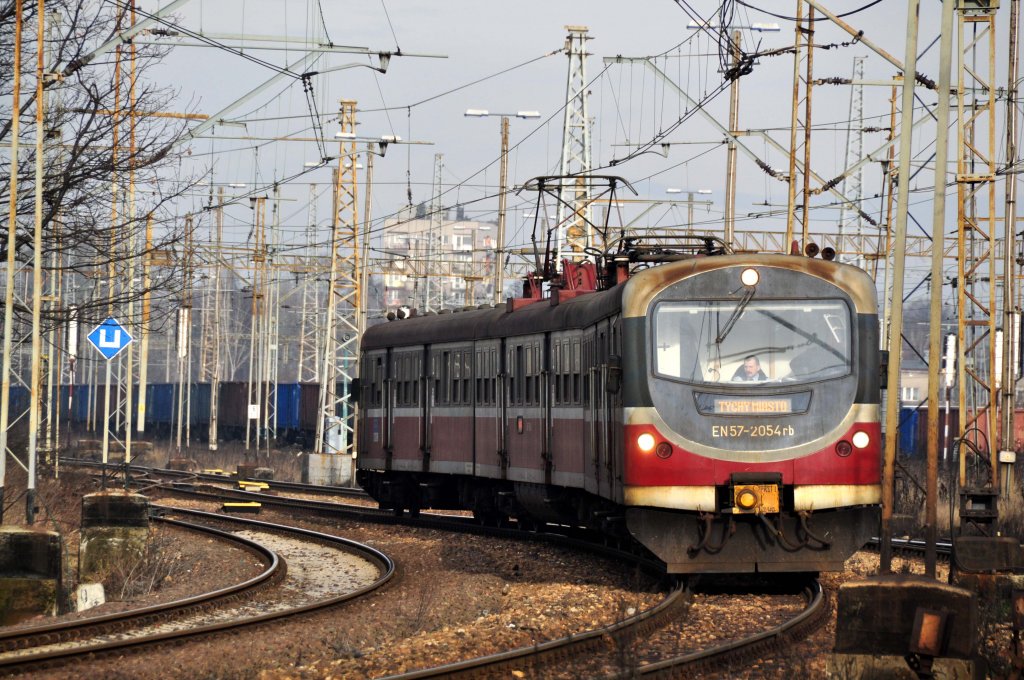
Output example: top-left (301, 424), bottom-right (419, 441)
top-left (713, 398), bottom-right (792, 414)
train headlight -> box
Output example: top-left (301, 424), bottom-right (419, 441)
top-left (852, 431), bottom-right (871, 449)
top-left (740, 268), bottom-right (759, 287)
top-left (736, 488), bottom-right (759, 510)
top-left (835, 440), bottom-right (853, 457)
top-left (656, 442), bottom-right (673, 459)
top-left (637, 433), bottom-right (656, 453)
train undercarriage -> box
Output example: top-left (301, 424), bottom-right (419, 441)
top-left (627, 505), bottom-right (879, 574)
top-left (356, 469), bottom-right (629, 536)
top-left (356, 469), bottom-right (877, 573)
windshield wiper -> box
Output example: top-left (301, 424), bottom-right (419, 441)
top-left (757, 310), bottom-right (847, 362)
top-left (715, 287), bottom-right (755, 344)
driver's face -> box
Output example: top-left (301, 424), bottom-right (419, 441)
top-left (743, 359), bottom-right (759, 376)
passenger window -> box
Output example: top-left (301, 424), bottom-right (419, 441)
top-left (452, 351), bottom-right (460, 404)
top-left (375, 357), bottom-right (383, 406)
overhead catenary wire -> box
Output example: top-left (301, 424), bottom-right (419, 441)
top-left (735, 0), bottom-right (889, 23)
top-left (100, 0), bottom-right (302, 79)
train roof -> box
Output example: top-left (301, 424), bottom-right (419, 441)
top-left (362, 254), bottom-right (877, 351)
top-left (361, 282), bottom-right (626, 350)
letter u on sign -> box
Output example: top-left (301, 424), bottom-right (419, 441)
top-left (98, 329), bottom-right (122, 348)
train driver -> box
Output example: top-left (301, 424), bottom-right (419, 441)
top-left (732, 355), bottom-right (768, 381)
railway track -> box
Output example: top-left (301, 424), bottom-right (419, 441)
top-left (631, 579), bottom-right (826, 679)
top-left (0, 507), bottom-right (394, 676)
top-left (372, 578), bottom-right (825, 679)
top-left (142, 471), bottom-right (831, 678)
top-left (63, 456), bottom-right (368, 499)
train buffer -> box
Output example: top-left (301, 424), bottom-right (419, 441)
top-left (222, 502), bottom-right (261, 514)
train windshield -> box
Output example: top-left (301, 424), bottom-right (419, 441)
top-left (652, 299), bottom-right (852, 386)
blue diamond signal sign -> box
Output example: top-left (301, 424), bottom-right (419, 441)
top-left (87, 317), bottom-right (134, 360)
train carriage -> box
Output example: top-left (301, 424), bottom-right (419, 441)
top-left (357, 251), bottom-right (881, 574)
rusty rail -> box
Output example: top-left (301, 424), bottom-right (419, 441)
top-left (0, 507), bottom-right (394, 675)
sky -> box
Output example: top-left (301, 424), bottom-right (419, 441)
top-left (137, 0), bottom-right (1019, 298)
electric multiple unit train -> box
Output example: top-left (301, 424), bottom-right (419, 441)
top-left (356, 250), bottom-right (881, 573)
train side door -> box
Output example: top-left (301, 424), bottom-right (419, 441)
top-left (582, 333), bottom-right (600, 494)
top-left (498, 339), bottom-right (508, 478)
top-left (384, 349), bottom-right (394, 466)
top-left (598, 324), bottom-right (614, 499)
top-left (414, 351), bottom-right (425, 458)
top-left (608, 318), bottom-right (624, 500)
top-left (542, 333), bottom-right (553, 486)
top-left (422, 346), bottom-right (433, 472)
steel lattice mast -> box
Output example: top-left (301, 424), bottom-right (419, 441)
top-left (297, 183), bottom-right (322, 383)
top-left (424, 153), bottom-right (443, 311)
top-left (837, 56), bottom-right (866, 266)
top-left (955, 3), bottom-right (1000, 493)
top-left (555, 26), bottom-right (592, 264)
top-left (315, 100), bottom-right (360, 456)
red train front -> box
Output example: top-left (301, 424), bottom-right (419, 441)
top-left (620, 254), bottom-right (880, 573)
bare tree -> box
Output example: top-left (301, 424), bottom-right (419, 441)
top-left (0, 0), bottom-right (190, 338)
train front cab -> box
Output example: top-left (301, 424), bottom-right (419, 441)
top-left (620, 256), bottom-right (882, 574)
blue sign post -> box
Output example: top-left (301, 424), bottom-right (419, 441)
top-left (87, 317), bottom-right (134, 360)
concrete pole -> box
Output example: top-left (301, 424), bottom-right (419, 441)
top-left (1002, 0), bottom-right (1020, 494)
top-left (136, 215), bottom-right (151, 433)
top-left (0, 0), bottom-right (23, 524)
top-left (924, 0), bottom-right (956, 579)
top-left (124, 2), bottom-right (137, 464)
top-left (784, 0), bottom-right (804, 248)
top-left (361, 153), bottom-right (374, 336)
top-left (799, 8), bottom-right (815, 247)
top-left (27, 0), bottom-right (46, 522)
top-left (495, 117), bottom-right (509, 305)
top-left (724, 30), bottom-right (740, 249)
top-left (208, 193), bottom-right (222, 451)
top-left (880, 0), bottom-right (922, 575)
top-left (356, 151), bottom-right (374, 461)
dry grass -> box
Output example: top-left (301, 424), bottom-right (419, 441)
top-left (100, 530), bottom-right (189, 600)
top-left (125, 440), bottom-right (306, 482)
top-left (893, 456), bottom-right (1024, 539)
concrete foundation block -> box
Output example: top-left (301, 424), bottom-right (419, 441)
top-left (76, 439), bottom-right (136, 462)
top-left (303, 453), bottom-right (353, 486)
top-left (167, 457), bottom-right (195, 471)
top-left (79, 491), bottom-right (150, 583)
top-left (826, 653), bottom-right (977, 679)
top-left (79, 526), bottom-right (150, 582)
top-left (252, 467), bottom-right (274, 480)
top-left (82, 490), bottom-right (150, 528)
top-left (0, 577), bottom-right (60, 625)
top-left (0, 526), bottom-right (62, 625)
top-left (835, 575), bottom-right (977, 659)
top-left (236, 463), bottom-right (258, 479)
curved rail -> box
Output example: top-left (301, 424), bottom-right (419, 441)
top-left (634, 579), bottom-right (827, 678)
top-left (0, 507), bottom-right (395, 675)
top-left (0, 516), bottom-right (281, 653)
top-left (64, 457), bottom-right (368, 498)
top-left (380, 580), bottom-right (691, 680)
top-left (151, 481), bottom-right (669, 576)
top-left (377, 579), bottom-right (825, 680)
